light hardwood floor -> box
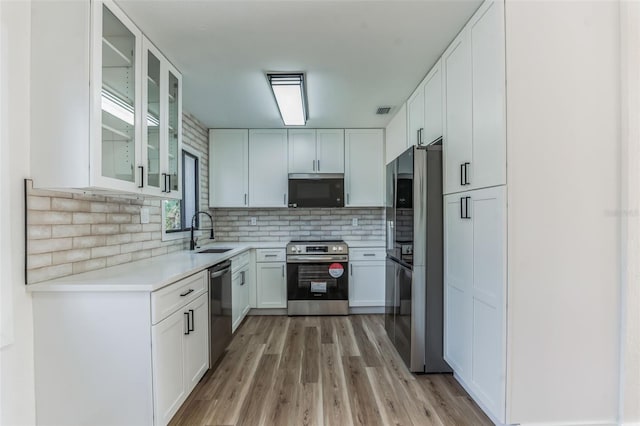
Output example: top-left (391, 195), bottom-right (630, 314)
top-left (169, 315), bottom-right (492, 426)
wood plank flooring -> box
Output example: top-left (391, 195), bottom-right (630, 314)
top-left (169, 315), bottom-right (492, 426)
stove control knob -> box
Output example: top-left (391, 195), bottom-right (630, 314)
top-left (332, 246), bottom-right (337, 251)
top-left (338, 246), bottom-right (343, 252)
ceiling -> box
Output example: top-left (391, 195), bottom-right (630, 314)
top-left (117, 0), bottom-right (482, 129)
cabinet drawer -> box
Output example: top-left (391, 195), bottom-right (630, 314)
top-left (231, 251), bottom-right (250, 272)
top-left (152, 271), bottom-right (207, 324)
top-left (349, 247), bottom-right (386, 261)
top-left (256, 248), bottom-right (285, 262)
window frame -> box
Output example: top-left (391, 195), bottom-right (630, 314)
top-left (161, 146), bottom-right (201, 241)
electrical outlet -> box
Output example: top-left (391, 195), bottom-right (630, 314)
top-left (251, 217), bottom-right (257, 226)
top-left (140, 207), bottom-right (150, 224)
top-left (352, 217), bottom-right (358, 226)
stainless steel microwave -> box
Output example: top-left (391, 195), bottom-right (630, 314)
top-left (288, 174), bottom-right (344, 208)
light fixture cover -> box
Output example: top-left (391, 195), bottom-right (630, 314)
top-left (267, 73), bottom-right (308, 126)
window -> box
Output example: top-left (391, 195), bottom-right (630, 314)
top-left (162, 149), bottom-right (199, 240)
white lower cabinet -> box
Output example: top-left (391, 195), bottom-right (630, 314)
top-left (231, 252), bottom-right (252, 332)
top-left (256, 262), bottom-right (287, 308)
top-left (348, 247), bottom-right (386, 307)
top-left (255, 249), bottom-right (287, 308)
top-left (31, 270), bottom-right (209, 426)
top-left (444, 186), bottom-right (506, 422)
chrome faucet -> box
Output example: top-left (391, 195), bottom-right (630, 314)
top-left (190, 211), bottom-right (214, 250)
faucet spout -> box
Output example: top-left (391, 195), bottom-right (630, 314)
top-left (190, 211), bottom-right (214, 250)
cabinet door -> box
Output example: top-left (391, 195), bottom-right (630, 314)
top-left (183, 293), bottom-right (209, 394)
top-left (469, 186), bottom-right (506, 421)
top-left (423, 59), bottom-right (443, 146)
top-left (164, 64), bottom-right (182, 199)
top-left (93, 1), bottom-right (143, 193)
top-left (288, 129), bottom-right (316, 173)
top-left (316, 129), bottom-right (345, 173)
top-left (249, 129), bottom-right (288, 207)
top-left (385, 104), bottom-right (407, 164)
top-left (241, 267), bottom-right (251, 316)
top-left (349, 261), bottom-right (385, 307)
top-left (141, 39), bottom-right (163, 196)
top-left (443, 193), bottom-right (473, 378)
top-left (256, 262), bottom-right (286, 308)
top-left (231, 271), bottom-right (243, 332)
top-left (443, 29), bottom-right (472, 195)
top-left (344, 129), bottom-right (384, 207)
top-left (209, 129), bottom-right (249, 207)
top-left (470, 0), bottom-right (506, 190)
top-left (152, 309), bottom-right (186, 426)
top-left (407, 82), bottom-right (425, 147)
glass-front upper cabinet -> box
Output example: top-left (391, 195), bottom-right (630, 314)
top-left (98, 2), bottom-right (142, 191)
top-left (142, 40), bottom-right (163, 196)
top-left (166, 68), bottom-right (182, 196)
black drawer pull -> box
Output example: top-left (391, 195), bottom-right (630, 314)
top-left (180, 288), bottom-right (194, 297)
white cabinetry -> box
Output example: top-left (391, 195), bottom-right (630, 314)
top-left (443, 0), bottom-right (505, 194)
top-left (385, 104), bottom-right (407, 164)
top-left (249, 129), bottom-right (288, 207)
top-left (444, 186), bottom-right (506, 422)
top-left (255, 249), bottom-right (287, 308)
top-left (30, 0), bottom-right (181, 198)
top-left (344, 129), bottom-right (385, 207)
top-left (407, 82), bottom-right (425, 148)
top-left (231, 251), bottom-right (251, 332)
top-left (407, 60), bottom-right (443, 149)
top-left (348, 247), bottom-right (386, 307)
top-left (288, 129), bottom-right (344, 173)
top-left (31, 270), bottom-right (209, 426)
top-left (209, 129), bottom-right (249, 207)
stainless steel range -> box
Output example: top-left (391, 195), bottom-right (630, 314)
top-left (286, 240), bottom-right (349, 316)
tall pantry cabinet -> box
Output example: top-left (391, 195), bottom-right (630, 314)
top-left (441, 0), bottom-right (620, 425)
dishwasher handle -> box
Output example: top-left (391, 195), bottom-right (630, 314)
top-left (210, 268), bottom-right (230, 279)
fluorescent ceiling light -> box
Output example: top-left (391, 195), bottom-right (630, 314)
top-left (267, 73), bottom-right (308, 126)
top-left (101, 89), bottom-right (159, 127)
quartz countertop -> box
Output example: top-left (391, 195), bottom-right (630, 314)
top-left (26, 239), bottom-right (384, 293)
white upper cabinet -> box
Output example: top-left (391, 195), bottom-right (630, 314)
top-left (249, 129), bottom-right (288, 207)
top-left (30, 0), bottom-right (181, 198)
top-left (141, 38), bottom-right (182, 199)
top-left (469, 0), bottom-right (506, 190)
top-left (288, 129), bottom-right (317, 173)
top-left (316, 129), bottom-right (345, 173)
top-left (423, 59), bottom-right (443, 146)
top-left (288, 129), bottom-right (344, 173)
top-left (385, 104), bottom-right (407, 164)
top-left (209, 129), bottom-right (249, 207)
top-left (443, 0), bottom-right (505, 194)
top-left (344, 129), bottom-right (385, 207)
top-left (407, 82), bottom-right (425, 148)
top-left (443, 28), bottom-right (473, 195)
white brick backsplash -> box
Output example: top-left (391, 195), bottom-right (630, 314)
top-left (28, 238), bottom-right (73, 254)
top-left (26, 113), bottom-right (217, 283)
top-left (51, 198), bottom-right (91, 212)
top-left (29, 211), bottom-right (72, 225)
top-left (51, 225), bottom-right (91, 238)
top-left (52, 249), bottom-right (91, 265)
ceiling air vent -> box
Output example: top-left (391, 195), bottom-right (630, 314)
top-left (376, 106), bottom-right (392, 115)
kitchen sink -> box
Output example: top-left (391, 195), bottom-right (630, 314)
top-left (197, 248), bottom-right (233, 254)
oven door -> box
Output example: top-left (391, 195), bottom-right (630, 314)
top-left (287, 260), bottom-right (349, 301)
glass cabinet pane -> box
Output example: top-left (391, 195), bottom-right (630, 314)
top-left (146, 51), bottom-right (161, 188)
top-left (101, 5), bottom-right (136, 183)
top-left (168, 71), bottom-right (179, 192)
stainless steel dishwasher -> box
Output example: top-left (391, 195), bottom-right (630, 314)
top-left (209, 260), bottom-right (232, 369)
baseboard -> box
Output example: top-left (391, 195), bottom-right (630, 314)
top-left (247, 308), bottom-right (287, 316)
top-left (349, 306), bottom-right (385, 314)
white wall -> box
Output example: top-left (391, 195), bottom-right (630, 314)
top-left (505, 1), bottom-right (621, 424)
top-left (620, 1), bottom-right (640, 424)
top-left (0, 0), bottom-right (37, 424)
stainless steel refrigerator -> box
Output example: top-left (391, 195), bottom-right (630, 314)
top-left (385, 142), bottom-right (451, 373)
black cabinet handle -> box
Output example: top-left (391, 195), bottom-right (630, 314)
top-left (167, 174), bottom-right (172, 192)
top-left (460, 164), bottom-right (465, 186)
top-left (463, 162), bottom-right (471, 185)
top-left (466, 196), bottom-right (471, 219)
top-left (460, 197), bottom-right (465, 219)
top-left (184, 312), bottom-right (190, 335)
top-left (460, 196), bottom-right (471, 219)
top-left (189, 309), bottom-right (195, 332)
top-left (161, 173), bottom-right (167, 192)
top-left (180, 288), bottom-right (194, 297)
top-left (138, 166), bottom-right (144, 188)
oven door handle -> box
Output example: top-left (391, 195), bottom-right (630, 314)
top-left (287, 255), bottom-right (349, 263)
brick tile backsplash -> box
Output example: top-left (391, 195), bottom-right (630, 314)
top-left (26, 112), bottom-right (209, 284)
top-left (211, 208), bottom-right (385, 242)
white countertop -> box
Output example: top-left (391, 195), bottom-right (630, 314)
top-left (26, 239), bottom-right (384, 293)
